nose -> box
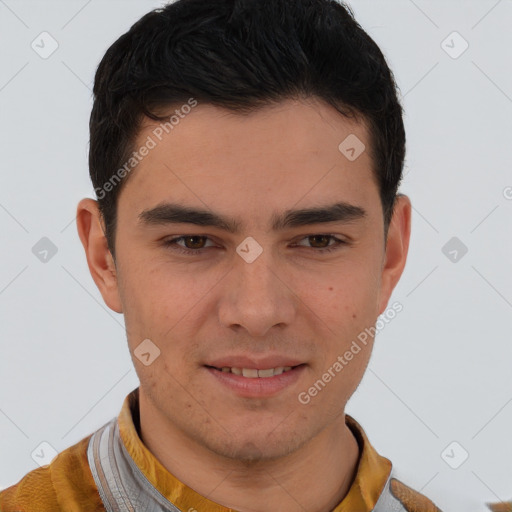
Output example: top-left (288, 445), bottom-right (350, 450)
top-left (217, 247), bottom-right (296, 338)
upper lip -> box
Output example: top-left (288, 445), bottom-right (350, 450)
top-left (206, 356), bottom-right (304, 369)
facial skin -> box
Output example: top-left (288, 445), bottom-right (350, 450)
top-left (77, 97), bottom-right (411, 512)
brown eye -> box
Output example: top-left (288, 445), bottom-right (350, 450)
top-left (182, 236), bottom-right (208, 249)
top-left (295, 234), bottom-right (345, 253)
top-left (163, 235), bottom-right (216, 255)
top-left (307, 235), bottom-right (331, 248)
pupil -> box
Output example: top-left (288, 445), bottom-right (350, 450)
top-left (187, 236), bottom-right (204, 248)
top-left (311, 235), bottom-right (328, 247)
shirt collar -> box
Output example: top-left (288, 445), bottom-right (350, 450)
top-left (118, 387), bottom-right (391, 512)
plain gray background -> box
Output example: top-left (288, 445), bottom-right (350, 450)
top-left (1, 1), bottom-right (511, 510)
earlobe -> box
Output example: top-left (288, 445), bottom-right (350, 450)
top-left (377, 194), bottom-right (412, 316)
top-left (76, 198), bottom-right (123, 314)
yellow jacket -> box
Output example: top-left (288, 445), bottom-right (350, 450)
top-left (0, 387), bottom-right (442, 512)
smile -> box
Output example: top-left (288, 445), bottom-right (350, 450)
top-left (206, 365), bottom-right (297, 378)
top-left (205, 364), bottom-right (307, 398)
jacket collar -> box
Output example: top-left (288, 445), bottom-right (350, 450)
top-left (115, 387), bottom-right (392, 511)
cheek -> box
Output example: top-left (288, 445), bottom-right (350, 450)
top-left (119, 259), bottom-right (199, 327)
top-left (303, 274), bottom-right (379, 371)
top-left (308, 274), bottom-right (378, 325)
top-left (118, 258), bottom-right (218, 379)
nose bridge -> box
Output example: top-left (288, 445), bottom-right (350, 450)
top-left (218, 242), bottom-right (295, 335)
top-left (239, 246), bottom-right (277, 295)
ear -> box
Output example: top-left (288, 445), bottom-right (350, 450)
top-left (377, 194), bottom-right (411, 316)
top-left (76, 198), bottom-right (123, 314)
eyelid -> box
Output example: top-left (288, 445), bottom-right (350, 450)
top-left (292, 234), bottom-right (347, 247)
top-left (163, 235), bottom-right (217, 249)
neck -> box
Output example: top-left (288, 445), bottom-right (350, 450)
top-left (138, 394), bottom-right (360, 512)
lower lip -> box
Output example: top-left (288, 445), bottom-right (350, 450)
top-left (205, 365), bottom-right (306, 398)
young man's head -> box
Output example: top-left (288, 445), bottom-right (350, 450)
top-left (77, 0), bottom-right (411, 465)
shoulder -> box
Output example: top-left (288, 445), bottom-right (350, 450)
top-left (0, 433), bottom-right (105, 512)
top-left (388, 477), bottom-right (443, 512)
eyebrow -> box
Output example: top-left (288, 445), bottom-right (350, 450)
top-left (138, 201), bottom-right (367, 234)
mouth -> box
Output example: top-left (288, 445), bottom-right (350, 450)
top-left (205, 364), bottom-right (302, 378)
top-left (204, 363), bottom-right (307, 398)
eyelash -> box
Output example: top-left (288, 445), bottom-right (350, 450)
top-left (162, 235), bottom-right (347, 256)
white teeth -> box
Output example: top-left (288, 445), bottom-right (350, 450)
top-left (218, 366), bottom-right (296, 377)
top-left (257, 368), bottom-right (275, 378)
top-left (242, 368), bottom-right (259, 378)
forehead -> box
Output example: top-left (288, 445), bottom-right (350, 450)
top-left (137, 97), bottom-right (370, 159)
top-left (118, 97), bottom-right (380, 228)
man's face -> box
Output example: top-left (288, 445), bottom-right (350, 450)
top-left (91, 98), bottom-right (408, 462)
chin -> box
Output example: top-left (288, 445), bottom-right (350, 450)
top-left (204, 427), bottom-right (311, 464)
top-left (213, 441), bottom-right (292, 463)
